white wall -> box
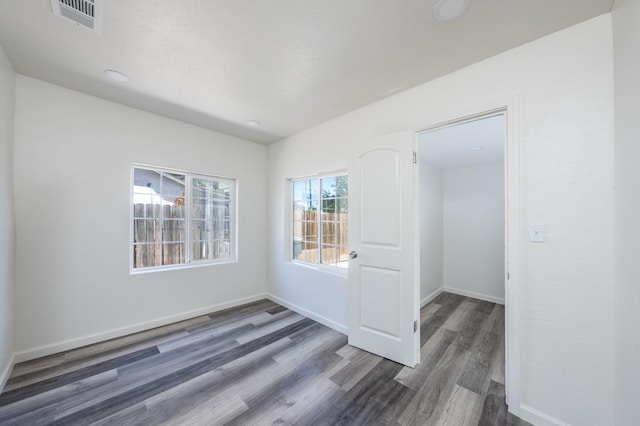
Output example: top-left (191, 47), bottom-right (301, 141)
top-left (612, 0), bottom-right (640, 424)
top-left (267, 15), bottom-right (614, 425)
top-left (266, 140), bottom-right (349, 332)
top-left (12, 77), bottom-right (268, 359)
top-left (419, 162), bottom-right (443, 304)
top-left (443, 164), bottom-right (504, 302)
top-left (0, 45), bottom-right (16, 388)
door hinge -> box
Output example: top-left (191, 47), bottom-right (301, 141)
top-left (412, 151), bottom-right (417, 164)
top-left (413, 320), bottom-right (418, 333)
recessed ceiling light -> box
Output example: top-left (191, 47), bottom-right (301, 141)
top-left (246, 120), bottom-right (261, 128)
top-left (468, 145), bottom-right (485, 151)
top-left (433, 0), bottom-right (471, 22)
top-left (104, 69), bottom-right (130, 83)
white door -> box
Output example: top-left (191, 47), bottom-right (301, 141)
top-left (348, 130), bottom-right (419, 367)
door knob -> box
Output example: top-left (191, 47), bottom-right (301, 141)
top-left (349, 250), bottom-right (358, 259)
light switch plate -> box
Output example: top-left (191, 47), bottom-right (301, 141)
top-left (528, 224), bottom-right (545, 242)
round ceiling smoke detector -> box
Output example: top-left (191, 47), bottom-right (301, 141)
top-left (104, 69), bottom-right (130, 83)
top-left (433, 0), bottom-right (471, 22)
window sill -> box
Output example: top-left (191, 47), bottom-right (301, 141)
top-left (130, 258), bottom-right (237, 275)
top-left (290, 260), bottom-right (348, 277)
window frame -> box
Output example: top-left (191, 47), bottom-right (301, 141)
top-left (130, 163), bottom-right (237, 274)
top-left (289, 171), bottom-right (349, 274)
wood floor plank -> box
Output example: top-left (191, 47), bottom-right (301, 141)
top-left (226, 334), bottom-right (346, 425)
top-left (398, 341), bottom-right (471, 425)
top-left (235, 310), bottom-right (305, 344)
top-left (183, 299), bottom-right (277, 335)
top-left (474, 299), bottom-right (496, 315)
top-left (478, 380), bottom-right (529, 426)
top-left (420, 296), bottom-right (465, 347)
top-left (420, 302), bottom-right (442, 322)
top-left (452, 310), bottom-right (490, 351)
top-left (143, 337), bottom-right (296, 425)
top-left (0, 347), bottom-right (159, 407)
top-left (272, 323), bottom-right (348, 371)
top-left (329, 347), bottom-right (382, 391)
top-left (436, 384), bottom-right (484, 426)
top-left (0, 295), bottom-right (525, 426)
top-left (394, 327), bottom-right (457, 392)
top-left (457, 330), bottom-right (499, 394)
top-left (482, 303), bottom-right (505, 334)
top-left (442, 299), bottom-right (477, 332)
top-left (88, 402), bottom-right (150, 426)
top-left (49, 318), bottom-right (315, 425)
top-left (8, 314), bottom-right (210, 381)
top-left (490, 332), bottom-right (506, 385)
top-left (314, 358), bottom-right (416, 425)
top-left (0, 370), bottom-right (118, 423)
top-left (158, 393), bottom-right (248, 426)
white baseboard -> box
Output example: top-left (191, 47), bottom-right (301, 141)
top-left (13, 293), bottom-right (268, 363)
top-left (267, 293), bottom-right (348, 335)
top-left (421, 287), bottom-right (443, 307)
top-left (515, 404), bottom-right (570, 426)
top-left (0, 353), bottom-right (15, 393)
top-left (443, 286), bottom-right (504, 305)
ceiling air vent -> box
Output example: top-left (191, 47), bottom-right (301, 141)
top-left (51, 0), bottom-right (103, 33)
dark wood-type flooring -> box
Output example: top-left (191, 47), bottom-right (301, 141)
top-left (0, 292), bottom-right (528, 425)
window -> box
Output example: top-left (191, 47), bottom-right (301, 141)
top-left (292, 175), bottom-right (348, 269)
top-left (131, 164), bottom-right (235, 271)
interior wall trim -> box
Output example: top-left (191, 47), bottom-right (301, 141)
top-left (421, 287), bottom-right (444, 307)
top-left (443, 286), bottom-right (505, 305)
top-left (267, 293), bottom-right (348, 335)
top-left (12, 293), bottom-right (268, 363)
top-left (0, 353), bottom-right (15, 394)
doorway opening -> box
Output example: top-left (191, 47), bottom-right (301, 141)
top-left (412, 111), bottom-right (512, 416)
top-left (417, 112), bottom-right (506, 306)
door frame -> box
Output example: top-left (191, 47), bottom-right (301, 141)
top-left (413, 99), bottom-right (521, 410)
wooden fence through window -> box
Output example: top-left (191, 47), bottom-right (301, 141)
top-left (133, 203), bottom-right (231, 268)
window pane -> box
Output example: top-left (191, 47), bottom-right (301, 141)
top-left (162, 172), bottom-right (186, 202)
top-left (133, 243), bottom-right (161, 268)
top-left (293, 202), bottom-right (305, 221)
top-left (190, 176), bottom-right (233, 262)
top-left (321, 244), bottom-right (337, 266)
top-left (302, 221), bottom-right (318, 242)
top-left (336, 176), bottom-right (348, 197)
top-left (321, 177), bottom-right (336, 198)
top-left (291, 175), bottom-right (348, 268)
top-left (321, 198), bottom-right (336, 214)
top-left (162, 243), bottom-right (184, 265)
top-left (292, 181), bottom-right (305, 202)
top-left (132, 166), bottom-right (236, 270)
top-left (303, 202), bottom-right (318, 217)
top-left (162, 219), bottom-right (185, 243)
top-left (300, 242), bottom-right (318, 263)
top-left (335, 222), bottom-right (348, 247)
top-left (192, 240), bottom-right (231, 261)
top-left (293, 179), bottom-right (318, 203)
top-left (336, 197), bottom-right (348, 214)
top-left (133, 219), bottom-right (160, 244)
top-left (133, 169), bottom-right (161, 195)
top-left (292, 220), bottom-right (303, 240)
top-left (337, 246), bottom-right (349, 268)
top-left (322, 221), bottom-right (336, 245)
top-left (293, 237), bottom-right (304, 260)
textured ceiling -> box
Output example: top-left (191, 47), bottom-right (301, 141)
top-left (0, 0), bottom-right (613, 144)
top-left (418, 114), bottom-right (504, 168)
